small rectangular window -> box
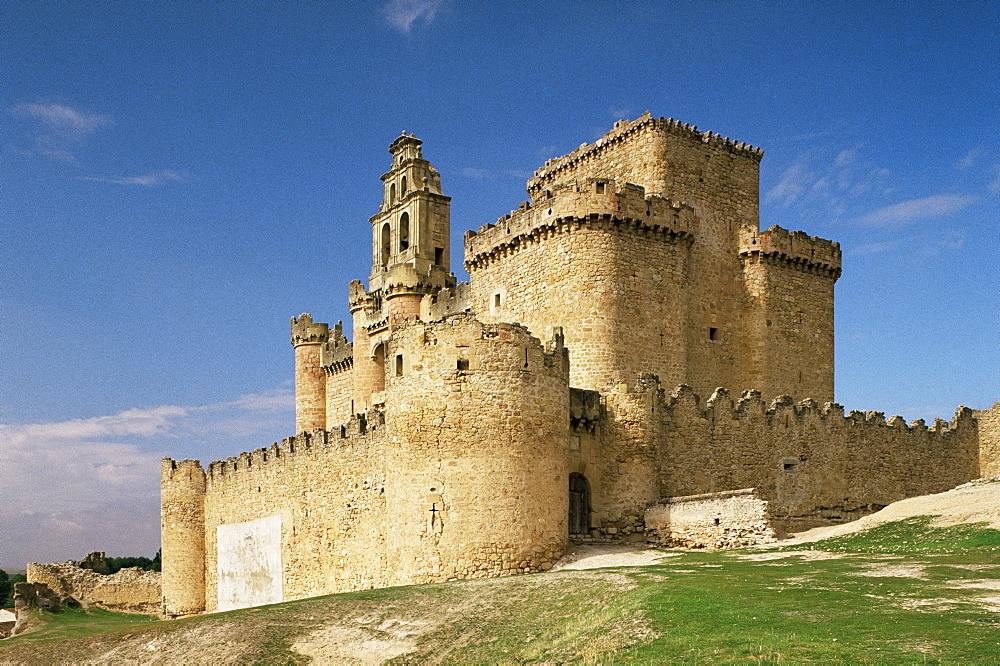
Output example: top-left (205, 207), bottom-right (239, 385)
top-left (709, 327), bottom-right (719, 341)
top-left (595, 182), bottom-right (605, 194)
top-left (395, 354), bottom-right (403, 377)
top-left (457, 358), bottom-right (469, 371)
top-left (494, 293), bottom-right (501, 309)
top-left (434, 247), bottom-right (444, 265)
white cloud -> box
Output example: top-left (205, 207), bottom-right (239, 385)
top-left (0, 387), bottom-right (294, 569)
top-left (462, 166), bottom-right (495, 179)
top-left (847, 239), bottom-right (902, 256)
top-left (988, 164), bottom-right (1000, 193)
top-left (77, 170), bottom-right (189, 186)
top-left (11, 102), bottom-right (111, 161)
top-left (766, 158), bottom-right (814, 207)
top-left (381, 0), bottom-right (444, 33)
top-left (855, 194), bottom-right (978, 226)
top-left (955, 148), bottom-right (983, 171)
top-left (12, 102), bottom-right (110, 136)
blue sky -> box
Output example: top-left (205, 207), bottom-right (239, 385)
top-left (1, 0), bottom-right (997, 569)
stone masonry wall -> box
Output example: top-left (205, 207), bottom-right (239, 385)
top-left (161, 458), bottom-right (206, 616)
top-left (27, 562), bottom-right (160, 615)
top-left (465, 113), bottom-right (837, 405)
top-left (740, 227), bottom-right (840, 403)
top-left (465, 183), bottom-right (701, 393)
top-left (200, 418), bottom-right (389, 612)
top-left (382, 314), bottom-right (571, 583)
top-left (976, 402), bottom-right (1000, 477)
top-left (645, 488), bottom-right (776, 549)
top-left (656, 385), bottom-right (980, 532)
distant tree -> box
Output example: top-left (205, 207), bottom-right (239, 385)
top-left (102, 551), bottom-right (162, 574)
top-left (0, 569), bottom-right (12, 608)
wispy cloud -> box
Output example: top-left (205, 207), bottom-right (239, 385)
top-left (11, 102), bottom-right (111, 161)
top-left (77, 170), bottom-right (189, 187)
top-left (0, 387), bottom-right (294, 568)
top-left (381, 0), bottom-right (444, 33)
top-left (766, 144), bottom-right (890, 218)
top-left (988, 164), bottom-right (1000, 193)
top-left (847, 239), bottom-right (903, 256)
top-left (855, 194), bottom-right (978, 226)
top-left (462, 166), bottom-right (495, 179)
top-left (847, 229), bottom-right (965, 257)
top-left (955, 147), bottom-right (983, 171)
top-left (610, 107), bottom-right (632, 119)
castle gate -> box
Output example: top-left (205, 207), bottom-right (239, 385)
top-left (569, 473), bottom-right (590, 535)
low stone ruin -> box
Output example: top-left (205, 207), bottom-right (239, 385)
top-left (645, 488), bottom-right (776, 549)
top-left (25, 552), bottom-right (161, 616)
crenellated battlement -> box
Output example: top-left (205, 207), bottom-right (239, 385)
top-left (652, 384), bottom-right (975, 437)
top-left (319, 320), bottom-right (353, 371)
top-left (463, 179), bottom-right (695, 271)
top-left (205, 410), bottom-right (386, 489)
top-left (290, 313), bottom-right (329, 345)
top-left (739, 225), bottom-right (842, 278)
top-left (420, 282), bottom-right (472, 322)
top-left (527, 111), bottom-right (763, 198)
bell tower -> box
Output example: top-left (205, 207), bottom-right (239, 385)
top-left (368, 132), bottom-right (453, 301)
top-left (349, 132), bottom-right (456, 412)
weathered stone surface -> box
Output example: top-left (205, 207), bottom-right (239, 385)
top-left (26, 561), bottom-right (160, 615)
top-left (11, 581), bottom-right (79, 636)
top-left (645, 488), bottom-right (776, 549)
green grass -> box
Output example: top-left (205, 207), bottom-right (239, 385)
top-left (4, 518), bottom-right (1000, 663)
top-left (9, 606), bottom-right (158, 642)
top-left (809, 515), bottom-right (1000, 555)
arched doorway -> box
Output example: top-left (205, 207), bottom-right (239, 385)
top-left (569, 473), bottom-right (590, 536)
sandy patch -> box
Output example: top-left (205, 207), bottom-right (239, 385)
top-left (292, 618), bottom-right (430, 665)
top-left (778, 478), bottom-right (1000, 546)
top-left (738, 550), bottom-right (845, 562)
top-left (946, 579), bottom-right (1000, 590)
top-left (851, 563), bottom-right (927, 578)
top-left (552, 544), bottom-right (677, 570)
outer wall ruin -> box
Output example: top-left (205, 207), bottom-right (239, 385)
top-left (161, 113), bottom-right (997, 616)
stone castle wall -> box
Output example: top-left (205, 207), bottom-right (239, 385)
top-left (976, 402), bottom-right (1000, 477)
top-left (655, 385), bottom-right (980, 532)
top-left (381, 315), bottom-right (570, 584)
top-left (740, 227), bottom-right (840, 402)
top-left (199, 419), bottom-right (388, 612)
top-left (26, 562), bottom-right (160, 615)
top-left (465, 182), bottom-right (697, 393)
top-left (161, 459), bottom-right (205, 616)
top-left (162, 314), bottom-right (572, 613)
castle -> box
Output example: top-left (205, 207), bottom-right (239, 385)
top-left (161, 113), bottom-right (996, 616)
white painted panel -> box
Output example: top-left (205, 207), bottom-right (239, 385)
top-left (217, 514), bottom-right (283, 611)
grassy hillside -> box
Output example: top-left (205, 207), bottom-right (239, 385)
top-left (3, 517), bottom-right (1000, 664)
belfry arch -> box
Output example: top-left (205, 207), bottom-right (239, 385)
top-left (380, 223), bottom-right (391, 268)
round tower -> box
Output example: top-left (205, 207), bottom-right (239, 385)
top-left (291, 314), bottom-right (329, 432)
top-left (382, 315), bottom-right (571, 584)
top-left (161, 458), bottom-right (206, 617)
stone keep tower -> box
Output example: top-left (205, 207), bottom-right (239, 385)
top-left (348, 133), bottom-right (456, 412)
